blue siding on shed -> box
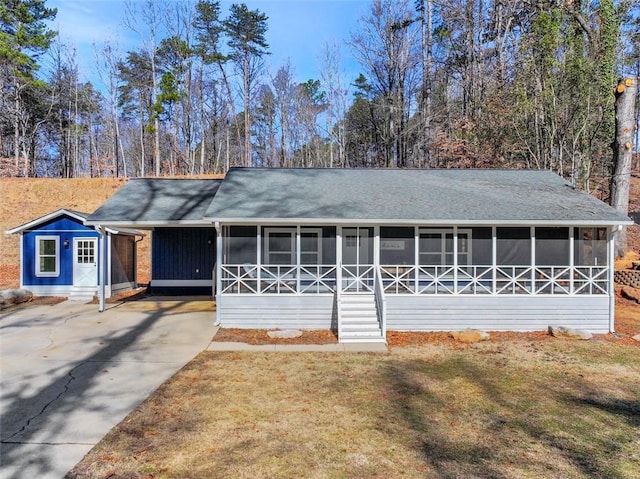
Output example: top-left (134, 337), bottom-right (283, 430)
top-left (22, 215), bottom-right (99, 287)
top-left (152, 228), bottom-right (216, 280)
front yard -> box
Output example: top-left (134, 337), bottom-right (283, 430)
top-left (68, 321), bottom-right (639, 479)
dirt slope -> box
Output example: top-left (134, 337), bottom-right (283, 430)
top-left (0, 178), bottom-right (147, 289)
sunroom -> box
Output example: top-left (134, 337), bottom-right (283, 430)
top-left (207, 168), bottom-right (631, 343)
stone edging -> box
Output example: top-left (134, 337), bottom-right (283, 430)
top-left (615, 270), bottom-right (640, 288)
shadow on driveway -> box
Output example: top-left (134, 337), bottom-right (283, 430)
top-left (0, 299), bottom-right (214, 479)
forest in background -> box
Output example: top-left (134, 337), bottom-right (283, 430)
top-left (1, 0), bottom-right (639, 197)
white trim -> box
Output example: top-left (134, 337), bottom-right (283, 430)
top-left (417, 228), bottom-right (472, 266)
top-left (35, 235), bottom-right (60, 277)
top-left (608, 226), bottom-right (616, 332)
top-left (19, 233), bottom-right (24, 287)
top-left (215, 222), bottom-right (223, 325)
top-left (84, 220), bottom-right (212, 228)
top-left (151, 279), bottom-right (214, 287)
top-left (6, 209), bottom-right (88, 234)
top-left (20, 285), bottom-right (78, 296)
top-left (98, 227), bottom-right (106, 312)
top-left (530, 226), bottom-right (536, 293)
top-left (492, 226), bottom-right (497, 293)
top-left (72, 237), bottom-right (98, 288)
top-left (264, 227), bottom-right (296, 265)
top-left (211, 218), bottom-right (633, 227)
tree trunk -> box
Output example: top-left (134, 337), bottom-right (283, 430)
top-left (243, 53), bottom-right (251, 167)
top-left (610, 77), bottom-right (637, 257)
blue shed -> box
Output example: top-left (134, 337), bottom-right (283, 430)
top-left (7, 209), bottom-right (141, 300)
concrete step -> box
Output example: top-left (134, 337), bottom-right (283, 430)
top-left (69, 286), bottom-right (97, 302)
top-left (339, 333), bottom-right (386, 343)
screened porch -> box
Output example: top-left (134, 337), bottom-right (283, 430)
top-left (217, 225), bottom-right (611, 297)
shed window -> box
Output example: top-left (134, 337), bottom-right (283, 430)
top-left (36, 236), bottom-right (59, 277)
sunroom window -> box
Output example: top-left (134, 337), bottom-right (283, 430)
top-left (418, 229), bottom-right (471, 265)
top-left (263, 228), bottom-right (322, 265)
top-left (36, 236), bottom-right (59, 277)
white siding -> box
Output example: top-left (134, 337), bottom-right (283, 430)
top-left (219, 295), bottom-right (335, 329)
top-left (386, 295), bottom-right (611, 333)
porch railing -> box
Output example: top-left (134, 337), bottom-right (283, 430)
top-left (341, 264), bottom-right (375, 293)
top-left (220, 264), bottom-right (336, 294)
top-left (221, 263), bottom-right (609, 296)
top-left (378, 265), bottom-right (609, 296)
top-left (374, 266), bottom-right (387, 340)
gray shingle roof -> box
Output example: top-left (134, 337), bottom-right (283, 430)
top-left (203, 168), bottom-right (631, 225)
top-left (87, 178), bottom-right (222, 225)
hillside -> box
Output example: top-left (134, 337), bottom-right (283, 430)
top-left (0, 178), bottom-right (147, 289)
top-left (0, 175), bottom-right (638, 290)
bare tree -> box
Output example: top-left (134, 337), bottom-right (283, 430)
top-left (124, 0), bottom-right (165, 176)
top-left (319, 42), bottom-right (349, 168)
top-left (611, 77), bottom-right (637, 256)
top-left (349, 0), bottom-right (419, 167)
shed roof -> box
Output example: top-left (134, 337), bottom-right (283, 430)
top-left (204, 168), bottom-right (632, 226)
top-left (6, 209), bottom-right (90, 234)
top-left (86, 178), bottom-right (223, 226)
top-left (6, 208), bottom-right (143, 236)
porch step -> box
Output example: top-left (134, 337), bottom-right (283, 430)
top-left (69, 286), bottom-right (97, 302)
top-left (339, 294), bottom-right (384, 343)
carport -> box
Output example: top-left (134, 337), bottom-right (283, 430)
top-left (84, 178), bottom-right (223, 310)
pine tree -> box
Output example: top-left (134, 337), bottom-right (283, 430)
top-left (0, 0), bottom-right (56, 174)
top-left (224, 3), bottom-right (269, 167)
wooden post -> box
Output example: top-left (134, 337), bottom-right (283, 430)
top-left (610, 77), bottom-right (637, 257)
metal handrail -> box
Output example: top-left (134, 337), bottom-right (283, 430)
top-left (374, 266), bottom-right (387, 340)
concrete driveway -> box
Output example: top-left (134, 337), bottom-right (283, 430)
top-left (0, 297), bottom-right (216, 479)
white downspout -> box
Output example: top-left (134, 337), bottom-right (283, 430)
top-left (608, 225), bottom-right (621, 333)
top-left (214, 222), bottom-right (222, 326)
top-left (98, 226), bottom-right (107, 312)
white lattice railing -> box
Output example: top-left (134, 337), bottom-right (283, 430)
top-left (341, 265), bottom-right (375, 293)
top-left (220, 264), bottom-right (336, 294)
top-left (378, 265), bottom-right (609, 296)
top-left (573, 266), bottom-right (609, 295)
top-left (221, 264), bottom-right (609, 295)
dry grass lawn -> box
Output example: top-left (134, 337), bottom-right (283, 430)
top-left (69, 337), bottom-right (639, 479)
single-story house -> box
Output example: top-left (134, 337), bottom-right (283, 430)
top-left (86, 168), bottom-right (632, 342)
top-left (6, 209), bottom-right (141, 299)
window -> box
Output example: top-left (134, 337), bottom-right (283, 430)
top-left (76, 239), bottom-right (96, 264)
top-left (264, 228), bottom-right (322, 265)
top-left (301, 230), bottom-right (322, 264)
top-left (267, 230), bottom-right (295, 265)
top-left (36, 236), bottom-right (59, 277)
top-left (418, 229), bottom-right (471, 265)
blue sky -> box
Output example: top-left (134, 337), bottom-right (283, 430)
top-left (46, 0), bottom-right (369, 90)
